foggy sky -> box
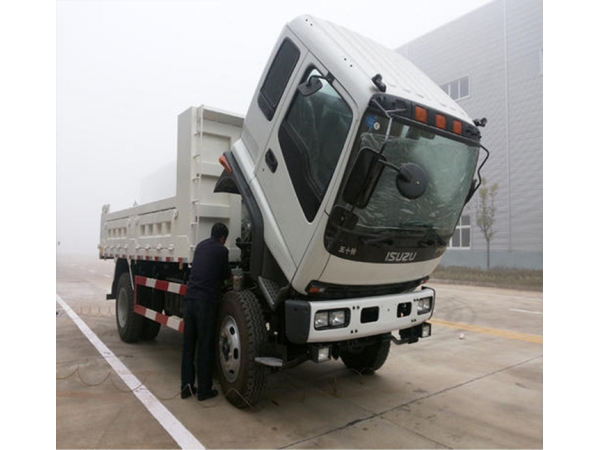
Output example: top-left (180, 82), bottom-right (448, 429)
top-left (56, 0), bottom-right (494, 255)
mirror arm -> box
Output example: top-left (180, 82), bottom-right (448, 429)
top-left (464, 143), bottom-right (490, 204)
top-left (379, 159), bottom-right (401, 173)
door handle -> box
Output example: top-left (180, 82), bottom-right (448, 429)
top-left (265, 149), bottom-right (278, 173)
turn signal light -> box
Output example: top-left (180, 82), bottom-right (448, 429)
top-left (308, 285), bottom-right (326, 295)
top-left (219, 155), bottom-right (232, 175)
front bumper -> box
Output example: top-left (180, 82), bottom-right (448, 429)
top-left (285, 287), bottom-right (435, 344)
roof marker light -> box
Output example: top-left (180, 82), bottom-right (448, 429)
top-left (453, 120), bottom-right (463, 135)
top-left (415, 106), bottom-right (427, 123)
top-left (435, 114), bottom-right (447, 129)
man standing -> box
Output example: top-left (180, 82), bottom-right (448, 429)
top-left (181, 222), bottom-right (231, 400)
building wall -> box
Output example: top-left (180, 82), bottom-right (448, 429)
top-left (398, 0), bottom-right (543, 269)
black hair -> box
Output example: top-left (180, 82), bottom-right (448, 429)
top-left (211, 222), bottom-right (229, 240)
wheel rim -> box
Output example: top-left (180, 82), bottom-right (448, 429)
top-left (219, 315), bottom-right (241, 383)
top-left (117, 288), bottom-right (129, 328)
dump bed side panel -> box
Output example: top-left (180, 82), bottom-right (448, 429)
top-left (99, 106), bottom-right (244, 263)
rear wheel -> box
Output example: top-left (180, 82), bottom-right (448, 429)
top-left (340, 333), bottom-right (391, 375)
top-left (215, 290), bottom-right (267, 408)
top-left (115, 273), bottom-right (144, 342)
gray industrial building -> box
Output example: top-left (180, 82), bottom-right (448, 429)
top-left (397, 0), bottom-right (542, 269)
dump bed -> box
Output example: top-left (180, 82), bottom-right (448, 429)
top-left (99, 105), bottom-right (244, 263)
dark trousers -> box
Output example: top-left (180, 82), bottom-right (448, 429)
top-left (181, 297), bottom-right (217, 396)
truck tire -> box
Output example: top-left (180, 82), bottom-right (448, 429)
top-left (115, 273), bottom-right (144, 343)
top-left (215, 290), bottom-right (267, 408)
top-left (340, 333), bottom-right (391, 375)
top-left (141, 319), bottom-right (161, 340)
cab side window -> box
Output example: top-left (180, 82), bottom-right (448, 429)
top-left (258, 39), bottom-right (300, 121)
top-left (278, 68), bottom-right (353, 221)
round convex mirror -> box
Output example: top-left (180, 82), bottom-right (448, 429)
top-left (396, 163), bottom-right (428, 199)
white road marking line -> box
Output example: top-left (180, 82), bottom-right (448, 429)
top-left (56, 294), bottom-right (203, 450)
top-left (509, 308), bottom-right (543, 315)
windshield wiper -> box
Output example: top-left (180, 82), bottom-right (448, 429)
top-left (362, 226), bottom-right (447, 248)
top-left (363, 227), bottom-right (426, 245)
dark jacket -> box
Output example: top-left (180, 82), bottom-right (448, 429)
top-left (185, 237), bottom-right (231, 302)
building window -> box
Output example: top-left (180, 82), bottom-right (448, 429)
top-left (440, 76), bottom-right (469, 100)
top-left (450, 214), bottom-right (471, 248)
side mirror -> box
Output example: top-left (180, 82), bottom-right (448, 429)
top-left (297, 75), bottom-right (323, 97)
top-left (342, 148), bottom-right (386, 208)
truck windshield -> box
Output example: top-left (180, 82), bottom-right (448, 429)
top-left (325, 108), bottom-right (480, 264)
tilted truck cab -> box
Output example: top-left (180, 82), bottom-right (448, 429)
top-left (100, 15), bottom-right (488, 409)
top-left (230, 15), bottom-right (482, 287)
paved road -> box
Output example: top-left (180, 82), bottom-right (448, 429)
top-left (56, 253), bottom-right (542, 449)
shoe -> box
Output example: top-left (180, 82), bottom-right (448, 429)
top-left (181, 385), bottom-right (197, 399)
top-left (198, 389), bottom-right (218, 401)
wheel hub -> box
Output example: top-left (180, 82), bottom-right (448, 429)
top-left (219, 315), bottom-right (241, 383)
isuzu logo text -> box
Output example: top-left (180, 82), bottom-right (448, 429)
top-left (385, 251), bottom-right (417, 263)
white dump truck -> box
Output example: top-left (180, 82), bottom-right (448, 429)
top-left (99, 15), bottom-right (488, 408)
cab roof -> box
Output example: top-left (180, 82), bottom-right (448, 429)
top-left (287, 15), bottom-right (472, 123)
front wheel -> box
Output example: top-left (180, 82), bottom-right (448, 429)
top-left (141, 319), bottom-right (161, 340)
top-left (215, 290), bottom-right (267, 408)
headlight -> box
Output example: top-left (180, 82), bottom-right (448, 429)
top-left (417, 297), bottom-right (432, 315)
top-left (315, 311), bottom-right (329, 329)
top-left (314, 309), bottom-right (349, 329)
top-left (329, 310), bottom-right (346, 327)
